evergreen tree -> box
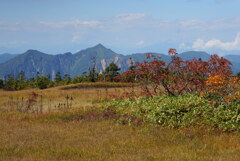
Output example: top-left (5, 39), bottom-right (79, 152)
top-left (35, 75), bottom-right (51, 89)
top-left (17, 71), bottom-right (26, 82)
top-left (4, 74), bottom-right (17, 90)
top-left (88, 57), bottom-right (98, 82)
top-left (104, 62), bottom-right (121, 82)
top-left (54, 72), bottom-right (62, 83)
top-left (16, 71), bottom-right (26, 90)
top-left (0, 79), bottom-right (4, 88)
top-left (128, 57), bottom-right (134, 71)
top-left (63, 74), bottom-right (71, 84)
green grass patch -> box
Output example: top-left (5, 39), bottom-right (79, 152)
top-left (104, 94), bottom-right (240, 131)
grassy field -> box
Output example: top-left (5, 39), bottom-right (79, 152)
top-left (0, 82), bottom-right (133, 112)
top-left (1, 83), bottom-right (240, 161)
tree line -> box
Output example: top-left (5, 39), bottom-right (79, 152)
top-left (0, 53), bottom-right (239, 91)
top-left (0, 61), bottom-right (121, 90)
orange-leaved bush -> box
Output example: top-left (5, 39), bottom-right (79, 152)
top-left (124, 49), bottom-right (233, 97)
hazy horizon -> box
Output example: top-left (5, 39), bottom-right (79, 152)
top-left (1, 0), bottom-right (240, 55)
top-left (0, 43), bottom-right (232, 56)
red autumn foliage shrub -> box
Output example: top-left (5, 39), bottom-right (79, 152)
top-left (25, 91), bottom-right (39, 112)
top-left (124, 49), bottom-right (233, 97)
top-left (168, 48), bottom-right (177, 55)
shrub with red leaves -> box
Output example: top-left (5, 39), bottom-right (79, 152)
top-left (123, 49), bottom-right (233, 97)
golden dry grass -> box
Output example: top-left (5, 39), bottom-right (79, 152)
top-left (0, 82), bottom-right (134, 112)
top-left (1, 111), bottom-right (240, 161)
top-left (0, 83), bottom-right (240, 161)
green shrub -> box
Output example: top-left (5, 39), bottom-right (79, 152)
top-left (104, 94), bottom-right (240, 131)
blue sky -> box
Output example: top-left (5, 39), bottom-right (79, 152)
top-left (1, 0), bottom-right (240, 55)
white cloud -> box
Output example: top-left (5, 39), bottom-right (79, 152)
top-left (180, 20), bottom-right (205, 28)
top-left (71, 32), bottom-right (85, 43)
top-left (179, 42), bottom-right (191, 50)
top-left (1, 15), bottom-right (240, 33)
top-left (1, 14), bottom-right (240, 53)
top-left (0, 22), bottom-right (20, 31)
top-left (115, 13), bottom-right (146, 22)
top-left (192, 39), bottom-right (206, 50)
top-left (192, 32), bottom-right (240, 51)
top-left (136, 40), bottom-right (145, 46)
top-left (40, 19), bottom-right (100, 28)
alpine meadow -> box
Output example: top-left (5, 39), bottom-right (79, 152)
top-left (1, 0), bottom-right (240, 161)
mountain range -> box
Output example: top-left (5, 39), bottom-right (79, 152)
top-left (0, 44), bottom-right (239, 79)
top-left (0, 53), bottom-right (18, 64)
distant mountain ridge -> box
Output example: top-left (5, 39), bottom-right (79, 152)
top-left (0, 44), bottom-right (239, 79)
top-left (0, 53), bottom-right (18, 64)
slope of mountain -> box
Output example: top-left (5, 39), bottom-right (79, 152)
top-left (0, 50), bottom-right (57, 78)
top-left (179, 51), bottom-right (210, 61)
top-left (72, 44), bottom-right (126, 75)
top-left (0, 44), bottom-right (239, 79)
top-left (0, 53), bottom-right (18, 64)
top-left (0, 44), bottom-right (130, 78)
top-left (225, 55), bottom-right (240, 75)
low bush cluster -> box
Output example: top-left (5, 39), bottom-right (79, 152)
top-left (122, 49), bottom-right (234, 97)
top-left (105, 48), bottom-right (240, 131)
top-left (105, 94), bottom-right (240, 131)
